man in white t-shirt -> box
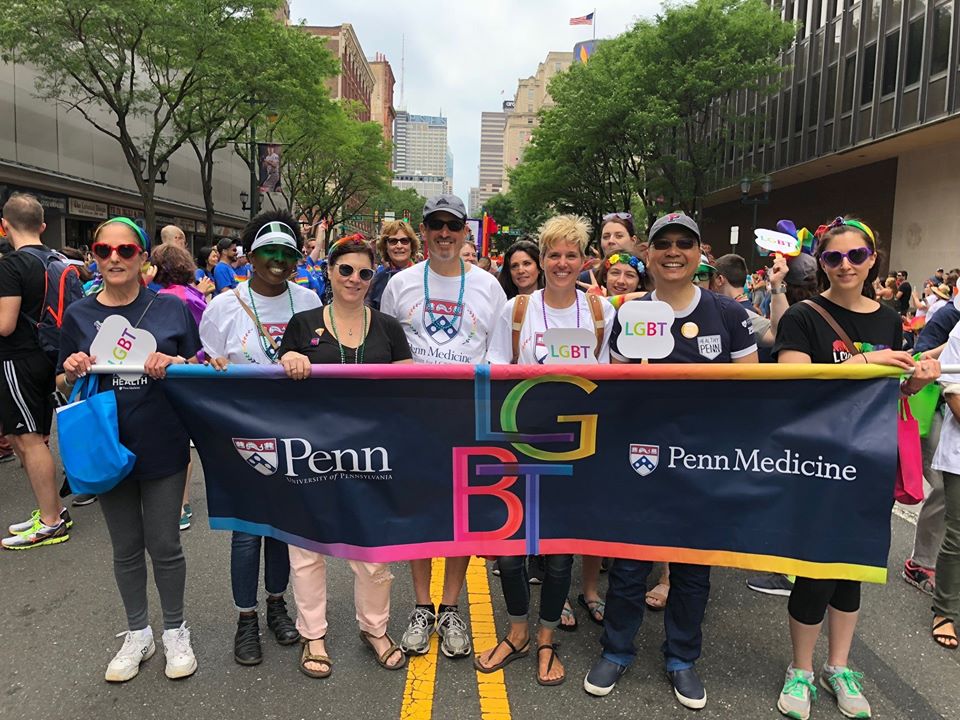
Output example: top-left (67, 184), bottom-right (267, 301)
top-left (381, 194), bottom-right (507, 660)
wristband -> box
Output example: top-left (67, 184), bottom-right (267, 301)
top-left (770, 285), bottom-right (787, 295)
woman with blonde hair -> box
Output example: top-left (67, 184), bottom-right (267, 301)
top-left (368, 220), bottom-right (419, 310)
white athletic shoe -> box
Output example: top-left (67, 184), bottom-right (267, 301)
top-left (105, 627), bottom-right (155, 682)
top-left (161, 623), bottom-right (197, 679)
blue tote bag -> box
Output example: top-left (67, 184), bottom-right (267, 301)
top-left (56, 374), bottom-right (136, 494)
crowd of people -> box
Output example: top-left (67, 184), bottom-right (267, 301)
top-left (0, 189), bottom-right (957, 718)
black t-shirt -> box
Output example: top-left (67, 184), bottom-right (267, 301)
top-left (0, 246), bottom-right (49, 359)
top-left (58, 288), bottom-right (202, 481)
top-left (896, 281), bottom-right (912, 313)
top-left (773, 296), bottom-right (902, 363)
top-left (279, 306), bottom-right (412, 364)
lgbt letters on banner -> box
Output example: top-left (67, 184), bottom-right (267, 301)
top-left (161, 364), bottom-right (901, 583)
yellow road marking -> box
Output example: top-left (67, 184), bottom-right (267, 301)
top-left (400, 558), bottom-right (445, 720)
top-left (466, 556), bottom-right (512, 720)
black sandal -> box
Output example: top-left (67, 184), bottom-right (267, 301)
top-left (932, 617), bottom-right (958, 650)
top-left (473, 636), bottom-right (530, 673)
top-left (536, 643), bottom-right (565, 686)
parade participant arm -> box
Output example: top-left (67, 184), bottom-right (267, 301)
top-left (943, 383), bottom-right (960, 421)
top-left (311, 220), bottom-right (326, 262)
top-left (280, 351), bottom-right (310, 381)
top-left (0, 296), bottom-right (21, 336)
top-left (768, 254), bottom-right (789, 337)
top-left (142, 352), bottom-right (188, 380)
top-left (58, 351), bottom-right (95, 394)
top-left (196, 276), bottom-right (215, 297)
top-left (921, 343), bottom-right (947, 360)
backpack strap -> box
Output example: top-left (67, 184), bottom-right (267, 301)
top-left (586, 292), bottom-right (606, 359)
top-left (801, 299), bottom-right (861, 355)
top-left (510, 294), bottom-right (530, 364)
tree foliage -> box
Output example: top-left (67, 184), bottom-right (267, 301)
top-left (353, 185), bottom-right (425, 229)
top-left (508, 0), bottom-right (794, 236)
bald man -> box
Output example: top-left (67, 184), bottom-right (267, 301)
top-left (160, 225), bottom-right (186, 248)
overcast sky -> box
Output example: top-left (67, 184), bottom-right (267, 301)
top-left (291, 0), bottom-right (663, 201)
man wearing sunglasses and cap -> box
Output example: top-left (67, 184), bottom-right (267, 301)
top-left (381, 194), bottom-right (507, 660)
top-left (585, 212), bottom-right (757, 710)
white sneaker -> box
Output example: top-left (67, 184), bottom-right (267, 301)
top-left (161, 623), bottom-right (197, 679)
top-left (105, 627), bottom-right (155, 682)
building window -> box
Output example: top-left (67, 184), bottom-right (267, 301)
top-left (795, 81), bottom-right (806, 132)
top-left (882, 31), bottom-right (899, 95)
top-left (826, 62), bottom-right (838, 117)
top-left (809, 74), bottom-right (820, 126)
top-left (930, 2), bottom-right (952, 75)
top-left (861, 43), bottom-right (877, 104)
top-left (905, 16), bottom-right (924, 84)
top-left (781, 90), bottom-right (792, 136)
top-left (842, 53), bottom-right (857, 111)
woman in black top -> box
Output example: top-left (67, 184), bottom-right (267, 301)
top-left (772, 217), bottom-right (940, 720)
top-left (278, 237), bottom-right (411, 678)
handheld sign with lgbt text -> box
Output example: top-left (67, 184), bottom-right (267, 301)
top-left (615, 301), bottom-right (675, 359)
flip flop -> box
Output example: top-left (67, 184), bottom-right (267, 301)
top-left (645, 583), bottom-right (670, 611)
top-left (577, 593), bottom-right (605, 625)
top-left (360, 631), bottom-right (408, 670)
top-left (474, 636), bottom-right (530, 673)
top-left (299, 637), bottom-right (332, 678)
top-left (932, 617), bottom-right (958, 650)
top-left (558, 598), bottom-right (578, 632)
top-left (536, 643), bottom-right (565, 686)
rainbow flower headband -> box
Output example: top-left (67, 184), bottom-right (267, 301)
top-left (328, 233), bottom-right (367, 253)
top-left (604, 252), bottom-right (645, 274)
top-left (815, 217), bottom-right (876, 246)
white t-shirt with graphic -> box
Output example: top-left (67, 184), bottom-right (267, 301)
top-left (200, 281), bottom-right (322, 365)
top-left (380, 260), bottom-right (507, 364)
top-left (487, 289), bottom-right (616, 364)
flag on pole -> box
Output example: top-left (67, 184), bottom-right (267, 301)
top-left (481, 213), bottom-right (498, 257)
top-left (570, 12), bottom-right (594, 25)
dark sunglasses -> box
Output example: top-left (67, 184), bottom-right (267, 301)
top-left (650, 237), bottom-right (698, 251)
top-left (254, 246), bottom-right (299, 263)
top-left (91, 242), bottom-right (140, 260)
top-left (820, 247), bottom-right (873, 269)
top-left (336, 263), bottom-right (374, 281)
top-left (425, 217), bottom-right (465, 232)
top-left (385, 236), bottom-right (412, 246)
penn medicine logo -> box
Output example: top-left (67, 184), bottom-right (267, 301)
top-left (423, 298), bottom-right (462, 345)
top-left (630, 444), bottom-right (659, 476)
top-left (233, 437), bottom-right (391, 479)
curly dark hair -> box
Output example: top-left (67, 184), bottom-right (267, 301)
top-left (152, 243), bottom-right (197, 287)
top-left (240, 208), bottom-right (303, 254)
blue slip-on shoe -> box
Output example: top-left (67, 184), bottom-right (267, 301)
top-left (668, 666), bottom-right (707, 710)
top-left (583, 657), bottom-right (627, 696)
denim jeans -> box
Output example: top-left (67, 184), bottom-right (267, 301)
top-left (497, 554), bottom-right (573, 629)
top-left (230, 531), bottom-right (290, 611)
top-left (601, 559), bottom-right (711, 672)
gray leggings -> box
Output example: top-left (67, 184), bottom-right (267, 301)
top-left (98, 469), bottom-right (187, 631)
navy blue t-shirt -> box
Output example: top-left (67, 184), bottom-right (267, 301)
top-left (58, 288), bottom-right (202, 482)
top-left (610, 287), bottom-right (757, 363)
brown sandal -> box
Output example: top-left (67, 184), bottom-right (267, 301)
top-left (932, 617), bottom-right (958, 650)
top-left (536, 643), bottom-right (565, 686)
top-left (299, 637), bottom-right (332, 678)
top-left (360, 631), bottom-right (408, 670)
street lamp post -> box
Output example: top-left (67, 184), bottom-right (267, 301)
top-left (739, 175), bottom-right (773, 266)
top-left (248, 121), bottom-right (259, 220)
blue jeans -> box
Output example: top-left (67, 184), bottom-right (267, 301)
top-left (600, 559), bottom-right (711, 672)
top-left (230, 531), bottom-right (290, 612)
top-left (498, 554), bottom-right (573, 629)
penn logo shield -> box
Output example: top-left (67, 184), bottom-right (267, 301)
top-left (233, 438), bottom-right (279, 476)
top-left (423, 298), bottom-right (463, 345)
top-left (630, 444), bottom-right (659, 476)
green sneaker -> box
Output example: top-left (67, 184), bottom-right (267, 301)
top-left (179, 504), bottom-right (192, 531)
top-left (777, 666), bottom-right (817, 719)
top-left (7, 507), bottom-right (72, 535)
top-left (820, 665), bottom-right (871, 718)
top-left (1, 516), bottom-right (69, 550)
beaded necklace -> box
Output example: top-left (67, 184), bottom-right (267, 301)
top-left (247, 282), bottom-right (294, 362)
top-left (423, 258), bottom-right (466, 333)
top-left (541, 289), bottom-right (582, 330)
top-left (329, 302), bottom-right (368, 364)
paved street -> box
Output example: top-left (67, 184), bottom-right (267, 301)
top-left (1, 448), bottom-right (958, 720)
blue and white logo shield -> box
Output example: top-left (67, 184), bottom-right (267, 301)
top-left (629, 443), bottom-right (659, 476)
top-left (423, 298), bottom-right (463, 345)
top-left (233, 438), bottom-right (279, 477)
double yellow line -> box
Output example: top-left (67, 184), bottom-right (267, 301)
top-left (400, 557), bottom-right (512, 720)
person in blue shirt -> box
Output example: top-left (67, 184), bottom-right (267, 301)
top-left (586, 212), bottom-right (757, 711)
top-left (213, 237), bottom-right (239, 294)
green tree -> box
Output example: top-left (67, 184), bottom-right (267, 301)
top-left (352, 185), bottom-right (425, 229)
top-left (176, 17), bottom-right (339, 242)
top-left (0, 0), bottom-right (286, 236)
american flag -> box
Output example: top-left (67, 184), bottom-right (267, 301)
top-left (570, 12), bottom-right (594, 26)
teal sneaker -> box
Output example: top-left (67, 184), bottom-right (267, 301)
top-left (820, 665), bottom-right (871, 718)
top-left (777, 665), bottom-right (817, 719)
top-left (179, 504), bottom-right (192, 531)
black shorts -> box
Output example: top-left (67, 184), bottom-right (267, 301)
top-left (0, 353), bottom-right (55, 436)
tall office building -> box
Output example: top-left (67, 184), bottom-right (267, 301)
top-left (392, 111), bottom-right (452, 197)
top-left (472, 100), bottom-right (513, 214)
top-left (502, 51), bottom-right (573, 191)
top-left (369, 53), bottom-right (396, 152)
top-left (303, 24), bottom-right (374, 121)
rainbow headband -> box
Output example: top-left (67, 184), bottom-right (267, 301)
top-left (815, 217), bottom-right (876, 246)
top-left (94, 217), bottom-right (150, 251)
top-left (604, 252), bottom-right (645, 274)
top-left (328, 233), bottom-right (366, 254)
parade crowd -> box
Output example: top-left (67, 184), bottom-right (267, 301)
top-left (1, 189), bottom-right (958, 719)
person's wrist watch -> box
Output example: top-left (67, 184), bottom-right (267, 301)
top-left (771, 285), bottom-right (787, 295)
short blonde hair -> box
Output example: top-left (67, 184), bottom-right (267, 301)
top-left (538, 214), bottom-right (590, 257)
top-left (376, 220), bottom-right (420, 260)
